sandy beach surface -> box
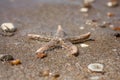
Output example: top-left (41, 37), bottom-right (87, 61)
top-left (0, 0), bottom-right (120, 80)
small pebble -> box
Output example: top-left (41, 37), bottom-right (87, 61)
top-left (36, 53), bottom-right (47, 58)
top-left (80, 44), bottom-right (89, 47)
top-left (84, 0), bottom-right (95, 3)
top-left (88, 63), bottom-right (104, 72)
top-left (0, 54), bottom-right (14, 61)
top-left (79, 27), bottom-right (85, 30)
top-left (80, 7), bottom-right (89, 13)
top-left (50, 72), bottom-right (60, 79)
top-left (39, 70), bottom-right (50, 77)
top-left (83, 2), bottom-right (92, 8)
top-left (1, 23), bottom-right (16, 32)
top-left (112, 49), bottom-right (117, 52)
top-left (90, 76), bottom-right (100, 80)
top-left (109, 24), bottom-right (114, 29)
top-left (83, 0), bottom-right (94, 9)
top-left (107, 0), bottom-right (118, 7)
top-left (113, 33), bottom-right (120, 37)
top-left (107, 12), bottom-right (114, 17)
top-left (110, 26), bottom-right (120, 31)
top-left (52, 73), bottom-right (60, 78)
top-left (10, 59), bottom-right (21, 65)
top-left (99, 21), bottom-right (110, 28)
top-left (0, 32), bottom-right (14, 36)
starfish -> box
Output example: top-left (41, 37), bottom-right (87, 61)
top-left (28, 25), bottom-right (91, 57)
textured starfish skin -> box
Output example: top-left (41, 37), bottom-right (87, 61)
top-left (28, 25), bottom-right (91, 56)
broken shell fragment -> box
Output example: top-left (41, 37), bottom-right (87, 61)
top-left (110, 26), bottom-right (120, 31)
top-left (84, 0), bottom-right (92, 8)
top-left (39, 70), bottom-right (50, 77)
top-left (107, 12), bottom-right (114, 17)
top-left (90, 76), bottom-right (100, 80)
top-left (80, 44), bottom-right (89, 47)
top-left (88, 63), bottom-right (104, 72)
top-left (10, 59), bottom-right (21, 65)
top-left (1, 23), bottom-right (16, 32)
top-left (79, 27), bottom-right (85, 30)
top-left (36, 53), bottom-right (47, 58)
top-left (84, 0), bottom-right (95, 3)
top-left (0, 54), bottom-right (14, 61)
top-left (107, 0), bottom-right (118, 7)
top-left (80, 7), bottom-right (89, 13)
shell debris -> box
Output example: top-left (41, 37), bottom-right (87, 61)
top-left (80, 0), bottom-right (94, 13)
top-left (79, 26), bottom-right (85, 30)
top-left (0, 54), bottom-right (14, 61)
top-left (80, 8), bottom-right (89, 13)
top-left (1, 23), bottom-right (16, 32)
top-left (39, 70), bottom-right (50, 77)
top-left (88, 63), bottom-right (104, 72)
top-left (36, 53), bottom-right (47, 58)
top-left (80, 44), bottom-right (89, 47)
top-left (90, 76), bottom-right (100, 80)
top-left (107, 0), bottom-right (119, 7)
top-left (10, 59), bottom-right (21, 65)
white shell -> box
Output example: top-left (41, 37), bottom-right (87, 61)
top-left (84, 0), bottom-right (95, 3)
top-left (80, 8), bottom-right (89, 13)
top-left (80, 44), bottom-right (89, 47)
top-left (107, 1), bottom-right (118, 7)
top-left (88, 63), bottom-right (104, 72)
top-left (1, 23), bottom-right (16, 32)
top-left (79, 27), bottom-right (85, 30)
top-left (90, 76), bottom-right (100, 80)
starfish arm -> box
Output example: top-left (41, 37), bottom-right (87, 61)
top-left (28, 34), bottom-right (52, 42)
top-left (60, 40), bottom-right (78, 55)
top-left (54, 25), bottom-right (66, 38)
top-left (65, 32), bottom-right (91, 44)
top-left (36, 40), bottom-right (59, 54)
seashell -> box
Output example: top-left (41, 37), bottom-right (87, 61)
top-left (84, 0), bottom-right (95, 3)
top-left (107, 1), bottom-right (118, 7)
top-left (39, 70), bottom-right (50, 77)
top-left (10, 59), bottom-right (21, 65)
top-left (36, 53), bottom-right (47, 58)
top-left (107, 12), bottom-right (114, 17)
top-left (80, 7), bottom-right (89, 13)
top-left (80, 44), bottom-right (89, 47)
top-left (88, 63), bottom-right (104, 72)
top-left (90, 76), bottom-right (100, 80)
top-left (79, 27), bottom-right (85, 30)
top-left (1, 23), bottom-right (16, 32)
top-left (0, 54), bottom-right (14, 61)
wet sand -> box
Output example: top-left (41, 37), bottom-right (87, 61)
top-left (0, 0), bottom-right (120, 80)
